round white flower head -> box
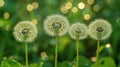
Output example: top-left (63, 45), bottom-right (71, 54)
top-left (69, 23), bottom-right (88, 40)
top-left (89, 19), bottom-right (112, 40)
top-left (13, 21), bottom-right (38, 42)
top-left (44, 14), bottom-right (69, 37)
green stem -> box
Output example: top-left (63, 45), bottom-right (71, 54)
top-left (55, 36), bottom-right (58, 67)
top-left (25, 41), bottom-right (28, 67)
top-left (96, 40), bottom-right (100, 67)
top-left (76, 36), bottom-right (79, 67)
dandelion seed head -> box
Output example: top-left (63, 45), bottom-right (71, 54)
top-left (13, 21), bottom-right (38, 42)
top-left (89, 19), bottom-right (112, 40)
top-left (69, 23), bottom-right (88, 40)
top-left (44, 14), bottom-right (69, 37)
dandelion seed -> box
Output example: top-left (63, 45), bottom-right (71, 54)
top-left (44, 14), bottom-right (69, 37)
top-left (89, 19), bottom-right (112, 40)
top-left (69, 23), bottom-right (88, 40)
top-left (13, 21), bottom-right (38, 42)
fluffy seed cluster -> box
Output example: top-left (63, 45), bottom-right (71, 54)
top-left (13, 21), bottom-right (38, 42)
top-left (89, 19), bottom-right (112, 40)
top-left (44, 14), bottom-right (69, 37)
top-left (69, 23), bottom-right (88, 40)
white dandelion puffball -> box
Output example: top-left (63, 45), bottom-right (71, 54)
top-left (69, 23), bottom-right (88, 40)
top-left (44, 14), bottom-right (69, 37)
top-left (13, 21), bottom-right (38, 42)
top-left (89, 19), bottom-right (112, 40)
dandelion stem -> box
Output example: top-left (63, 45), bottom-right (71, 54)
top-left (25, 40), bottom-right (28, 67)
top-left (96, 40), bottom-right (100, 67)
top-left (55, 36), bottom-right (58, 67)
top-left (76, 34), bottom-right (79, 67)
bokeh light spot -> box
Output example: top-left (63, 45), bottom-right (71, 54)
top-left (3, 12), bottom-right (10, 19)
top-left (65, 2), bottom-right (72, 9)
top-left (90, 57), bottom-right (96, 62)
top-left (105, 43), bottom-right (111, 48)
top-left (61, 6), bottom-right (68, 14)
top-left (84, 14), bottom-right (91, 20)
top-left (78, 2), bottom-right (85, 9)
top-left (87, 0), bottom-right (94, 5)
top-left (26, 4), bottom-right (34, 11)
top-left (0, 0), bottom-right (4, 7)
top-left (93, 5), bottom-right (100, 12)
top-left (71, 7), bottom-right (78, 13)
top-left (32, 19), bottom-right (38, 25)
top-left (32, 2), bottom-right (39, 9)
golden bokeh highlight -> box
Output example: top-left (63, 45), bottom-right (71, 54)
top-left (32, 19), bottom-right (38, 25)
top-left (90, 57), bottom-right (96, 62)
top-left (32, 2), bottom-right (39, 9)
top-left (71, 7), bottom-right (78, 13)
top-left (65, 2), bottom-right (72, 9)
top-left (93, 5), bottom-right (100, 12)
top-left (41, 51), bottom-right (48, 59)
top-left (0, 0), bottom-right (4, 7)
top-left (61, 6), bottom-right (68, 14)
top-left (26, 4), bottom-right (34, 11)
top-left (105, 43), bottom-right (111, 48)
top-left (3, 12), bottom-right (10, 19)
top-left (84, 14), bottom-right (91, 20)
top-left (87, 0), bottom-right (94, 5)
top-left (78, 2), bottom-right (85, 9)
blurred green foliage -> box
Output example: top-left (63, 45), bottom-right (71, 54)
top-left (1, 58), bottom-right (23, 67)
top-left (91, 57), bottom-right (116, 67)
top-left (0, 0), bottom-right (120, 67)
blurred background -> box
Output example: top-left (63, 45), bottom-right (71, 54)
top-left (0, 0), bottom-right (120, 67)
